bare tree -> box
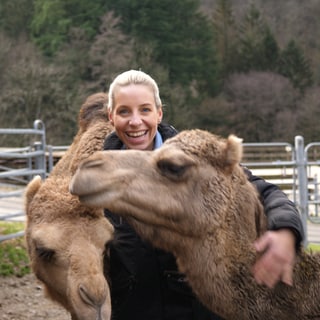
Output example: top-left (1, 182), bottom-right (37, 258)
top-left (297, 86), bottom-right (320, 143)
top-left (0, 34), bottom-right (73, 145)
top-left (87, 12), bottom-right (134, 92)
top-left (222, 71), bottom-right (299, 142)
top-left (0, 32), bottom-right (12, 88)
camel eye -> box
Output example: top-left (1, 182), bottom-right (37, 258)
top-left (36, 246), bottom-right (55, 261)
top-left (157, 159), bottom-right (188, 179)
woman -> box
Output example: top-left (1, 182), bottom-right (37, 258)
top-left (103, 70), bottom-right (304, 320)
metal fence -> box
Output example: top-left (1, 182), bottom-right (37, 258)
top-left (0, 120), bottom-right (47, 241)
top-left (242, 136), bottom-right (320, 247)
top-left (0, 120), bottom-right (47, 181)
top-left (1, 121), bottom-right (320, 246)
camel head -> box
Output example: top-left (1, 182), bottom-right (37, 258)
top-left (70, 130), bottom-right (265, 255)
top-left (25, 175), bottom-right (113, 320)
top-left (24, 92), bottom-right (114, 319)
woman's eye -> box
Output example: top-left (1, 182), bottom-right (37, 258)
top-left (118, 109), bottom-right (129, 115)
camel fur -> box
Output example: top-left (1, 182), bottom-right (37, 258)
top-left (25, 93), bottom-right (114, 320)
top-left (70, 129), bottom-right (320, 320)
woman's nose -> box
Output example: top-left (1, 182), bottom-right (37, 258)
top-left (129, 114), bottom-right (142, 126)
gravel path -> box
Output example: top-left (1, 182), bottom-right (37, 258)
top-left (0, 273), bottom-right (70, 320)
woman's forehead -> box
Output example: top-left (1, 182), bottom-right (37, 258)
top-left (114, 84), bottom-right (155, 105)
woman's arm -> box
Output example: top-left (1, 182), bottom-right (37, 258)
top-left (244, 167), bottom-right (305, 288)
top-left (246, 167), bottom-right (304, 244)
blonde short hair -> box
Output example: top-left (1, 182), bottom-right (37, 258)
top-left (107, 70), bottom-right (162, 112)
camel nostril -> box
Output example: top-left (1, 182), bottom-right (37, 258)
top-left (78, 284), bottom-right (107, 308)
top-left (79, 284), bottom-right (95, 307)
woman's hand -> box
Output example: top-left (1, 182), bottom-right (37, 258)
top-left (252, 229), bottom-right (296, 288)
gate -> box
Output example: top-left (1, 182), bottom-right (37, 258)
top-left (0, 120), bottom-right (47, 242)
top-left (243, 136), bottom-right (320, 247)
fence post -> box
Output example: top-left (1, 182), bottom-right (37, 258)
top-left (295, 135), bottom-right (308, 247)
top-left (33, 141), bottom-right (46, 179)
top-left (33, 120), bottom-right (46, 179)
top-left (47, 145), bottom-right (54, 173)
top-left (314, 175), bottom-right (319, 217)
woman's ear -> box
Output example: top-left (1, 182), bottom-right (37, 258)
top-left (158, 107), bottom-right (163, 124)
top-left (108, 111), bottom-right (114, 126)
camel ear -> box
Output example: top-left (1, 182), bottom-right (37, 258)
top-left (78, 93), bottom-right (108, 131)
top-left (25, 175), bottom-right (42, 211)
top-left (225, 135), bottom-right (243, 167)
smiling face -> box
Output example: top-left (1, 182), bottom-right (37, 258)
top-left (108, 84), bottom-right (163, 150)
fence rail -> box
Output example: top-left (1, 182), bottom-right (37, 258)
top-left (0, 120), bottom-right (47, 242)
top-left (1, 122), bottom-right (320, 246)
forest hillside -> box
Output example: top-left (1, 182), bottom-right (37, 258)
top-left (201, 0), bottom-right (320, 76)
top-left (0, 0), bottom-right (319, 145)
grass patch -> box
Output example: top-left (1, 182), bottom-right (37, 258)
top-left (0, 221), bottom-right (30, 277)
top-left (0, 221), bottom-right (24, 235)
top-left (307, 243), bottom-right (320, 252)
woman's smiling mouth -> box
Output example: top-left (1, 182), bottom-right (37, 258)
top-left (126, 130), bottom-right (147, 138)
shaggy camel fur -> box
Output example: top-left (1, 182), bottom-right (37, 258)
top-left (25, 93), bottom-right (114, 320)
top-left (70, 129), bottom-right (320, 320)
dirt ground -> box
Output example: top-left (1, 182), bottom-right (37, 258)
top-left (0, 273), bottom-right (70, 320)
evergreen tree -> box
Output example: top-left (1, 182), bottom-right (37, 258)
top-left (104, 0), bottom-right (219, 95)
top-left (0, 0), bottom-right (34, 38)
top-left (260, 27), bottom-right (279, 71)
top-left (31, 0), bottom-right (107, 56)
top-left (278, 39), bottom-right (313, 93)
top-left (230, 4), bottom-right (280, 75)
top-left (236, 4), bottom-right (269, 72)
top-left (211, 0), bottom-right (237, 78)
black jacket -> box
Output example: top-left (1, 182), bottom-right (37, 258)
top-left (103, 123), bottom-right (304, 320)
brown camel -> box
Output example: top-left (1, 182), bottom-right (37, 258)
top-left (25, 93), bottom-right (114, 320)
top-left (70, 129), bottom-right (320, 320)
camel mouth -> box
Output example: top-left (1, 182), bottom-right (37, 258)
top-left (70, 167), bottom-right (132, 198)
top-left (69, 177), bottom-right (108, 197)
top-left (77, 188), bottom-right (120, 208)
top-left (78, 193), bottom-right (106, 207)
